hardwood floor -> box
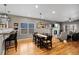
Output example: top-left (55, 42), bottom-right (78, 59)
top-left (6, 37), bottom-right (79, 55)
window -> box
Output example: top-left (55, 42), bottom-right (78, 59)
top-left (20, 23), bottom-right (34, 34)
top-left (29, 23), bottom-right (34, 34)
top-left (21, 23), bottom-right (28, 34)
top-left (64, 24), bottom-right (77, 33)
top-left (21, 23), bottom-right (27, 29)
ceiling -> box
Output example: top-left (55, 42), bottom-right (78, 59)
top-left (0, 4), bottom-right (79, 22)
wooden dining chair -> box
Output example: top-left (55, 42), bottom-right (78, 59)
top-left (42, 35), bottom-right (52, 49)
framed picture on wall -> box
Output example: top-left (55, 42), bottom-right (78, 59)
top-left (14, 23), bottom-right (18, 26)
top-left (14, 23), bottom-right (18, 30)
top-left (37, 21), bottom-right (46, 28)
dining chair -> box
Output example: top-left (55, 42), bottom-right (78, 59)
top-left (42, 35), bottom-right (52, 49)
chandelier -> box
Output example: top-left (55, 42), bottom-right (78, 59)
top-left (0, 4), bottom-right (10, 28)
top-left (0, 4), bottom-right (8, 19)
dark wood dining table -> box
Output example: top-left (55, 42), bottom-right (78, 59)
top-left (33, 33), bottom-right (52, 49)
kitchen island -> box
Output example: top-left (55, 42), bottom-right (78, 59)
top-left (0, 28), bottom-right (15, 55)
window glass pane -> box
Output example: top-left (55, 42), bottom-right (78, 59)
top-left (29, 29), bottom-right (34, 33)
top-left (21, 23), bottom-right (27, 29)
top-left (29, 23), bottom-right (34, 29)
top-left (21, 29), bottom-right (27, 34)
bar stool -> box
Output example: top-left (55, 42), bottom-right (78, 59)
top-left (5, 31), bottom-right (17, 54)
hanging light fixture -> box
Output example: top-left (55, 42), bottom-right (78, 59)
top-left (0, 4), bottom-right (10, 28)
top-left (69, 18), bottom-right (72, 22)
top-left (40, 12), bottom-right (42, 18)
top-left (0, 4), bottom-right (8, 18)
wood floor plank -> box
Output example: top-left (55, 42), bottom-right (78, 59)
top-left (6, 37), bottom-right (79, 55)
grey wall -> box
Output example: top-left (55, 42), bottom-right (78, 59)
top-left (61, 20), bottom-right (79, 33)
top-left (8, 15), bottom-right (52, 39)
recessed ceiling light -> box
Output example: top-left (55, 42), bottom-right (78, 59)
top-left (35, 5), bottom-right (38, 8)
top-left (52, 11), bottom-right (55, 14)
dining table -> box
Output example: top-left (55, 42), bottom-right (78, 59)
top-left (33, 33), bottom-right (52, 49)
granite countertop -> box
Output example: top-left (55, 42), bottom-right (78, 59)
top-left (0, 28), bottom-right (14, 35)
top-left (0, 28), bottom-right (15, 55)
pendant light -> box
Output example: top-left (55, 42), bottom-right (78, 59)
top-left (69, 18), bottom-right (72, 22)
